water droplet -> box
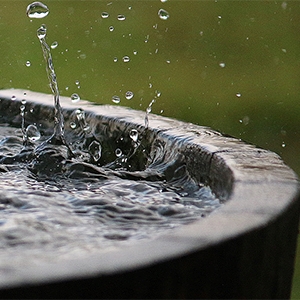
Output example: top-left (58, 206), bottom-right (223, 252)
top-left (25, 124), bottom-right (41, 142)
top-left (155, 90), bottom-right (161, 98)
top-left (113, 57), bottom-right (118, 62)
top-left (26, 1), bottom-right (49, 19)
top-left (70, 122), bottom-right (76, 129)
top-left (236, 93), bottom-right (242, 98)
top-left (71, 93), bottom-right (80, 103)
top-left (37, 24), bottom-right (47, 39)
top-left (21, 99), bottom-right (27, 105)
top-left (26, 60), bottom-right (31, 67)
top-left (123, 56), bottom-right (130, 63)
top-left (88, 140), bottom-right (102, 162)
top-left (51, 41), bottom-right (58, 49)
top-left (75, 108), bottom-right (85, 121)
top-left (125, 91), bottom-right (134, 100)
top-left (282, 142), bottom-right (286, 148)
top-left (158, 9), bottom-right (169, 20)
top-left (112, 95), bottom-right (120, 104)
top-left (219, 62), bottom-right (225, 68)
top-left (109, 26), bottom-right (114, 32)
top-left (75, 80), bottom-right (80, 86)
top-left (117, 14), bottom-right (126, 21)
top-left (129, 129), bottom-right (139, 142)
top-left (101, 12), bottom-right (109, 18)
top-left (115, 148), bottom-right (122, 157)
top-left (11, 95), bottom-right (16, 101)
top-left (133, 50), bottom-right (137, 55)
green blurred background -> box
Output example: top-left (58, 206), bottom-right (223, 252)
top-left (0, 0), bottom-right (299, 297)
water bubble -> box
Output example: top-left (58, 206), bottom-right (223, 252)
top-left (88, 140), bottom-right (102, 162)
top-left (101, 12), bottom-right (109, 18)
top-left (109, 26), bottom-right (114, 32)
top-left (123, 56), bottom-right (130, 63)
top-left (11, 95), bottom-right (16, 101)
top-left (25, 125), bottom-right (41, 142)
top-left (115, 148), bottom-right (122, 157)
top-left (129, 129), bottom-right (139, 142)
top-left (125, 91), bottom-right (134, 100)
top-left (26, 1), bottom-right (49, 19)
top-left (51, 41), bottom-right (58, 49)
top-left (37, 24), bottom-right (47, 39)
top-left (158, 9), bottom-right (169, 20)
top-left (70, 122), bottom-right (76, 129)
top-left (219, 62), bottom-right (226, 68)
top-left (26, 60), bottom-right (31, 67)
top-left (236, 93), bottom-right (242, 98)
top-left (117, 14), bottom-right (126, 21)
top-left (71, 93), bottom-right (80, 103)
top-left (112, 95), bottom-right (120, 104)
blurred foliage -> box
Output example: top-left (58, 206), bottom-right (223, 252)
top-left (0, 0), bottom-right (299, 297)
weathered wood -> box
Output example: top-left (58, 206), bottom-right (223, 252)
top-left (0, 89), bottom-right (298, 299)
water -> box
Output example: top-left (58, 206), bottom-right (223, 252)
top-left (0, 1), bottom-right (221, 267)
top-left (0, 110), bottom-right (220, 265)
top-left (26, 1), bottom-right (49, 19)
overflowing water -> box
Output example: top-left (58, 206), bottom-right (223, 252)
top-left (0, 1), bottom-right (221, 267)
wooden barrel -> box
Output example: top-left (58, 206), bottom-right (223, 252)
top-left (0, 89), bottom-right (299, 299)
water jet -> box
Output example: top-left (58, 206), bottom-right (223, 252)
top-left (0, 88), bottom-right (298, 299)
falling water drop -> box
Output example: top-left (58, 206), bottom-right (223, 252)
top-left (219, 62), bottom-right (226, 68)
top-left (236, 93), bottom-right (242, 98)
top-left (125, 91), bottom-right (134, 100)
top-left (112, 95), bottom-right (120, 104)
top-left (37, 24), bottom-right (47, 39)
top-left (101, 12), bottom-right (109, 18)
top-left (129, 129), bottom-right (139, 142)
top-left (51, 41), bottom-right (58, 49)
top-left (109, 26), bottom-right (114, 32)
top-left (113, 57), bottom-right (118, 62)
top-left (26, 60), bottom-right (31, 67)
top-left (11, 95), bottom-right (16, 101)
top-left (71, 93), bottom-right (80, 103)
top-left (158, 9), bottom-right (169, 20)
top-left (117, 14), bottom-right (126, 21)
top-left (25, 125), bottom-right (41, 142)
top-left (123, 56), bottom-right (130, 63)
top-left (26, 1), bottom-right (49, 19)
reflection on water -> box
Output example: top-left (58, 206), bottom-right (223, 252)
top-left (0, 117), bottom-right (220, 268)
